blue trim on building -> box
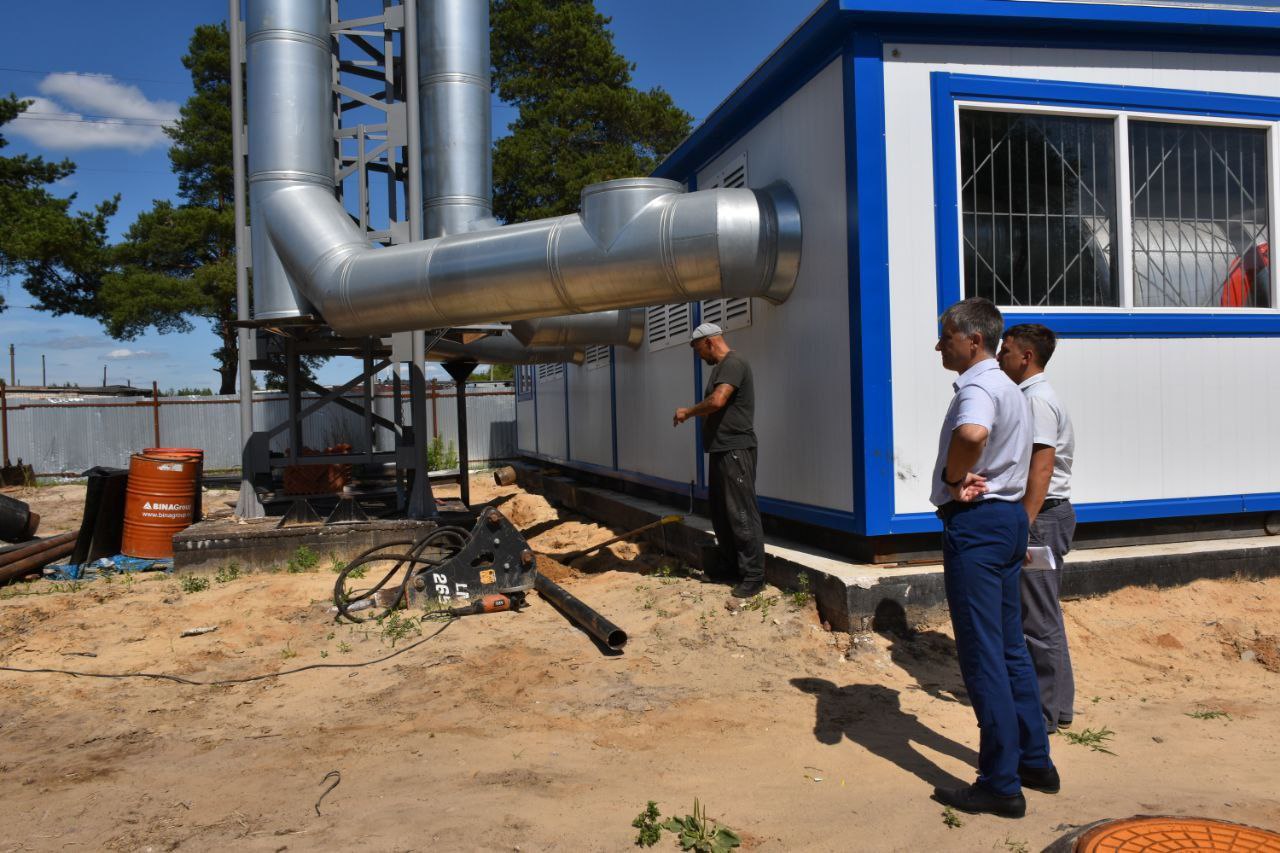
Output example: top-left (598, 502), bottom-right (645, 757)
top-left (845, 31), bottom-right (896, 538)
top-left (890, 491), bottom-right (1280, 535)
top-left (931, 72), bottom-right (1280, 336)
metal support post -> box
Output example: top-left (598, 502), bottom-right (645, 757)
top-left (443, 360), bottom-right (477, 508)
top-left (230, 0), bottom-right (263, 517)
top-left (151, 381), bottom-right (161, 448)
top-left (286, 338), bottom-right (302, 465)
top-left (0, 380), bottom-right (9, 467)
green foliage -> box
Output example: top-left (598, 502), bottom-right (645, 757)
top-left (215, 562), bottom-right (241, 584)
top-left (0, 95), bottom-right (118, 316)
top-left (1186, 709), bottom-right (1231, 721)
top-left (631, 801), bottom-right (663, 847)
top-left (428, 435), bottom-right (459, 471)
top-left (787, 573), bottom-right (813, 609)
top-left (378, 611), bottom-right (421, 648)
top-left (487, 363), bottom-right (515, 382)
top-left (166, 387), bottom-right (214, 396)
top-left (280, 641), bottom-right (298, 660)
top-left (1061, 726), bottom-right (1116, 755)
top-left (941, 806), bottom-right (963, 829)
top-left (287, 546), bottom-right (320, 573)
top-left (337, 641), bottom-right (352, 654)
top-left (489, 0), bottom-right (692, 224)
top-left (1002, 837), bottom-right (1030, 853)
top-left (743, 593), bottom-right (779, 621)
top-left (659, 800), bottom-right (741, 853)
top-left (180, 575), bottom-right (210, 593)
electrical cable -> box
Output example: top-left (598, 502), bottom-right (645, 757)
top-left (0, 617), bottom-right (454, 686)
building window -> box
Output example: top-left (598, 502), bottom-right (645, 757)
top-left (957, 105), bottom-right (1272, 311)
top-left (1129, 121), bottom-right (1270, 308)
top-left (960, 109), bottom-right (1118, 307)
top-left (585, 344), bottom-right (611, 370)
top-left (646, 302), bottom-right (692, 351)
top-left (536, 363), bottom-right (564, 382)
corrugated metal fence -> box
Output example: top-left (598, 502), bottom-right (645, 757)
top-left (1, 381), bottom-right (515, 474)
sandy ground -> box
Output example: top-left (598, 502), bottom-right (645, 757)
top-left (1, 478), bottom-right (1278, 852)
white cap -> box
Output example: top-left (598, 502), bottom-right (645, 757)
top-left (690, 322), bottom-right (723, 342)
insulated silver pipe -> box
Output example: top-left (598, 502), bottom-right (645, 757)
top-left (428, 334), bottom-right (584, 365)
top-left (510, 310), bottom-right (645, 349)
top-left (247, 0), bottom-right (802, 337)
top-left (418, 0), bottom-right (493, 236)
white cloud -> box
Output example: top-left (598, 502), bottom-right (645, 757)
top-left (6, 73), bottom-right (179, 152)
top-left (104, 348), bottom-right (162, 360)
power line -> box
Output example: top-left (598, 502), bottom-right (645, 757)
top-left (0, 66), bottom-right (189, 87)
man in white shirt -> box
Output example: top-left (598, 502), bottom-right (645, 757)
top-left (929, 298), bottom-right (1056, 819)
top-left (999, 323), bottom-right (1076, 734)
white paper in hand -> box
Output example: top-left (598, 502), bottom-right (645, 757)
top-left (1025, 546), bottom-right (1056, 572)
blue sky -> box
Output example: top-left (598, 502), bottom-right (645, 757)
top-left (0, 0), bottom-right (818, 391)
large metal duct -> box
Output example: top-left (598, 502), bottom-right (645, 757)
top-left (428, 333), bottom-right (584, 365)
top-left (247, 0), bottom-right (801, 338)
top-left (509, 310), bottom-right (645, 349)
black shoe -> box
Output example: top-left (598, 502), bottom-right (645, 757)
top-left (1018, 763), bottom-right (1060, 794)
top-left (932, 784), bottom-right (1026, 818)
top-left (730, 579), bottom-right (766, 599)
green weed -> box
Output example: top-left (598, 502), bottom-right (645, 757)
top-left (1002, 836), bottom-right (1030, 853)
top-left (632, 801), bottom-right (663, 847)
top-left (287, 546), bottom-right (320, 573)
top-left (215, 562), bottom-right (241, 584)
top-left (941, 806), bottom-right (963, 829)
top-left (378, 611), bottom-right (421, 648)
top-left (280, 641), bottom-right (298, 660)
top-left (337, 641), bottom-right (352, 654)
top-left (1186, 709), bottom-right (1231, 721)
top-left (788, 573), bottom-right (813, 608)
top-left (180, 575), bottom-right (210, 593)
top-left (1061, 726), bottom-right (1116, 755)
top-left (743, 593), bottom-right (779, 621)
top-left (660, 799), bottom-right (741, 852)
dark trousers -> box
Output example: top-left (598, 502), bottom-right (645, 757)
top-left (941, 499), bottom-right (1052, 796)
top-left (1023, 501), bottom-right (1077, 730)
top-left (708, 448), bottom-right (765, 583)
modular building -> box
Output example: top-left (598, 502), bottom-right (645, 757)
top-left (516, 0), bottom-right (1280, 555)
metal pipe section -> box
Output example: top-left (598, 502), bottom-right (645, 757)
top-left (427, 333), bottom-right (584, 365)
top-left (510, 309), bottom-right (645, 349)
top-left (0, 539), bottom-right (76, 584)
top-left (419, 0), bottom-right (493, 237)
top-left (534, 572), bottom-right (628, 651)
top-left (0, 532), bottom-right (75, 568)
top-left (246, 0), bottom-right (802, 338)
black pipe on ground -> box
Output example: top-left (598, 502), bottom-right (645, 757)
top-left (533, 572), bottom-right (627, 651)
top-left (0, 492), bottom-right (39, 542)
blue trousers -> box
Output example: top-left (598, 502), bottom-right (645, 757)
top-left (941, 499), bottom-right (1052, 796)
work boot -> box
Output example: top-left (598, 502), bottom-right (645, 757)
top-left (932, 784), bottom-right (1026, 819)
top-left (1018, 764), bottom-right (1060, 794)
top-left (730, 578), bottom-right (766, 598)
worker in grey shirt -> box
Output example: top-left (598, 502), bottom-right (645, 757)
top-left (673, 323), bottom-right (765, 599)
top-left (998, 323), bottom-right (1076, 733)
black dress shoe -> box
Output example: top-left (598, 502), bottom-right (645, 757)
top-left (730, 579), bottom-right (766, 598)
top-left (1018, 763), bottom-right (1060, 794)
top-left (932, 784), bottom-right (1026, 818)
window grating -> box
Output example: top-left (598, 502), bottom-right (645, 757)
top-left (536, 362), bottom-right (564, 382)
top-left (702, 153), bottom-right (754, 331)
top-left (647, 302), bottom-right (692, 351)
top-left (960, 109), bottom-right (1118, 307)
top-left (585, 344), bottom-right (611, 370)
top-left (1130, 121), bottom-right (1271, 308)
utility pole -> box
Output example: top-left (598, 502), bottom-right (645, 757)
top-left (8, 344), bottom-right (13, 385)
top-left (102, 364), bottom-right (107, 386)
top-left (41, 354), bottom-right (46, 387)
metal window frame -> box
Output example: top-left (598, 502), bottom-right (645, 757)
top-left (956, 100), bottom-right (1278, 313)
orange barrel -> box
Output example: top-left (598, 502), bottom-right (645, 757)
top-left (143, 447), bottom-right (204, 521)
top-left (122, 453), bottom-right (200, 558)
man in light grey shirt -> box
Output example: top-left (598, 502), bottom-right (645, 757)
top-left (929, 298), bottom-right (1055, 820)
top-left (999, 323), bottom-right (1076, 733)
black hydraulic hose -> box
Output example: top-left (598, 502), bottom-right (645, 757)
top-left (333, 525), bottom-right (470, 622)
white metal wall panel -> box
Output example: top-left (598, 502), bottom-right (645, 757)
top-left (692, 58), bottom-right (853, 512)
top-left (535, 374), bottom-right (568, 459)
top-left (614, 341), bottom-right (697, 485)
top-left (567, 357), bottom-right (613, 468)
top-left (516, 397), bottom-right (536, 452)
top-left (882, 42), bottom-right (1280, 513)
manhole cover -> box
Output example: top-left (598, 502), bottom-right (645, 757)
top-left (1072, 816), bottom-right (1280, 852)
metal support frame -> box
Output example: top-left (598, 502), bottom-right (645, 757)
top-left (234, 0), bottom-right (438, 518)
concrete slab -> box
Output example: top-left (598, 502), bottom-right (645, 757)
top-left (512, 463), bottom-right (1280, 632)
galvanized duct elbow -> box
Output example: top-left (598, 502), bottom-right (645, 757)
top-left (428, 333), bottom-right (584, 366)
top-left (510, 310), bottom-right (646, 349)
top-left (247, 0), bottom-right (802, 338)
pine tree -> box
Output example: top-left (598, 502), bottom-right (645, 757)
top-left (490, 0), bottom-right (692, 224)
